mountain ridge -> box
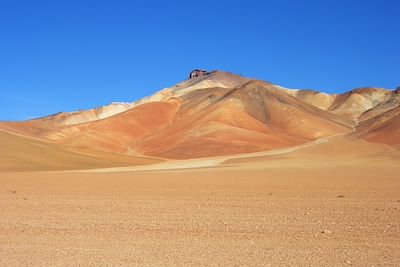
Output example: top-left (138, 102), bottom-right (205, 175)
top-left (0, 70), bottom-right (398, 161)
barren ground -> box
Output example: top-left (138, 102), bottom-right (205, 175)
top-left (1, 153), bottom-right (399, 266)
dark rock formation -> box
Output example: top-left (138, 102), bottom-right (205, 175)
top-left (189, 69), bottom-right (209, 79)
top-left (393, 87), bottom-right (400, 94)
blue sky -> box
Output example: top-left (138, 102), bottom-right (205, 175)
top-left (0, 0), bottom-right (399, 121)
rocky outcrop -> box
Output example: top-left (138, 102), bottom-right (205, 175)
top-left (189, 69), bottom-right (209, 79)
top-left (393, 87), bottom-right (400, 94)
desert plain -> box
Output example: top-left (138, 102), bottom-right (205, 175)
top-left (1, 136), bottom-right (400, 266)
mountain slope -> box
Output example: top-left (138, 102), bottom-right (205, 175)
top-left (358, 93), bottom-right (400, 122)
top-left (0, 130), bottom-right (161, 171)
top-left (57, 100), bottom-right (181, 154)
top-left (354, 105), bottom-right (400, 145)
top-left (38, 102), bottom-right (136, 126)
top-left (135, 81), bottom-right (353, 158)
top-left (285, 87), bottom-right (393, 121)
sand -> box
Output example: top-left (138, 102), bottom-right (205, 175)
top-left (0, 130), bottom-right (162, 172)
top-left (1, 151), bottom-right (399, 266)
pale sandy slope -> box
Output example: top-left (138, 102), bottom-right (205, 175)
top-left (0, 130), bottom-right (161, 171)
top-left (0, 139), bottom-right (399, 266)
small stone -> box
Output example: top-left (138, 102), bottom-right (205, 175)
top-left (10, 190), bottom-right (16, 194)
top-left (322, 229), bottom-right (332, 234)
top-left (345, 260), bottom-right (352, 264)
top-left (337, 195), bottom-right (345, 198)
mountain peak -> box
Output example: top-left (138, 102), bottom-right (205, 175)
top-left (189, 69), bottom-right (210, 79)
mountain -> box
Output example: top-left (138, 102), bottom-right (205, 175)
top-left (0, 70), bottom-right (398, 166)
top-left (283, 87), bottom-right (393, 121)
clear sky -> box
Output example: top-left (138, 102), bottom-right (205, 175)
top-left (0, 0), bottom-right (399, 121)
